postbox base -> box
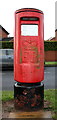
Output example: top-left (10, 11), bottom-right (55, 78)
top-left (14, 82), bottom-right (44, 111)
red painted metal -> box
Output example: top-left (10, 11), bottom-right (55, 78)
top-left (14, 8), bottom-right (44, 83)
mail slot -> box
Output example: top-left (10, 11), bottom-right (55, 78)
top-left (14, 8), bottom-right (44, 83)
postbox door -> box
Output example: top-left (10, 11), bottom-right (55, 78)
top-left (17, 19), bottom-right (42, 83)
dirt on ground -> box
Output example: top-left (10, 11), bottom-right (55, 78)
top-left (2, 99), bottom-right (52, 118)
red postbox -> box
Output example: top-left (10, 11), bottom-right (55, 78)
top-left (14, 8), bottom-right (44, 83)
top-left (14, 8), bottom-right (44, 110)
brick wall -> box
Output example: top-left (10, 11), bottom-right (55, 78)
top-left (45, 51), bottom-right (57, 61)
top-left (0, 29), bottom-right (8, 38)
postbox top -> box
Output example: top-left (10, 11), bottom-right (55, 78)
top-left (15, 8), bottom-right (43, 14)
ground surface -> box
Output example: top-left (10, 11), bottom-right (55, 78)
top-left (2, 99), bottom-right (52, 118)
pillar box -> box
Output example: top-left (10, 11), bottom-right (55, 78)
top-left (14, 8), bottom-right (44, 110)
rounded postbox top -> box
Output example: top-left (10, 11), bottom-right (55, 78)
top-left (15, 8), bottom-right (43, 14)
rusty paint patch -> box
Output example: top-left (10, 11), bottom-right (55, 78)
top-left (20, 49), bottom-right (22, 63)
top-left (31, 46), bottom-right (38, 52)
top-left (36, 66), bottom-right (40, 69)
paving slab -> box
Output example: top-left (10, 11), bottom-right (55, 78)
top-left (9, 110), bottom-right (52, 118)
